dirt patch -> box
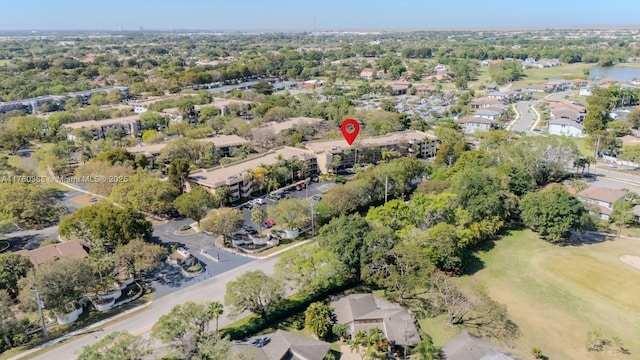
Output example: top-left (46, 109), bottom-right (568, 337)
top-left (620, 255), bottom-right (640, 271)
top-left (70, 194), bottom-right (103, 207)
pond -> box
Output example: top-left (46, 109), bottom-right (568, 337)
top-left (588, 65), bottom-right (640, 82)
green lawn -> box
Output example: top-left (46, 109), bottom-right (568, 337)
top-left (455, 230), bottom-right (640, 359)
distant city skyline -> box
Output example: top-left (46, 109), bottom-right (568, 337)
top-left (1, 0), bottom-right (639, 31)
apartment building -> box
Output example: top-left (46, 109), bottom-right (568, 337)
top-left (186, 147), bottom-right (318, 202)
top-left (61, 115), bottom-right (141, 141)
top-left (304, 130), bottom-right (438, 173)
top-left (0, 86), bottom-right (130, 114)
top-left (126, 134), bottom-right (250, 158)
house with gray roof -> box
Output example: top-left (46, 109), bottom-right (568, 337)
top-left (330, 294), bottom-right (421, 347)
top-left (441, 331), bottom-right (518, 360)
top-left (231, 330), bottom-right (331, 360)
top-left (548, 118), bottom-right (585, 137)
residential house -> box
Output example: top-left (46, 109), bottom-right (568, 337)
top-left (60, 115), bottom-right (141, 141)
top-left (549, 101), bottom-right (586, 122)
top-left (360, 69), bottom-right (375, 79)
top-left (330, 294), bottom-right (421, 347)
top-left (186, 147), bottom-right (318, 202)
top-left (577, 186), bottom-right (628, 220)
top-left (485, 82), bottom-right (499, 91)
top-left (621, 135), bottom-right (640, 147)
top-left (456, 116), bottom-right (496, 134)
top-left (548, 118), bottom-right (585, 137)
top-left (414, 85), bottom-right (438, 95)
top-left (304, 130), bottom-right (438, 173)
top-left (298, 80), bottom-right (323, 89)
top-left (474, 108), bottom-right (502, 120)
top-left (390, 81), bottom-right (412, 95)
top-left (486, 91), bottom-right (507, 100)
top-left (126, 134), bottom-right (250, 159)
top-left (544, 80), bottom-right (572, 92)
top-left (434, 64), bottom-right (448, 74)
top-left (570, 79), bottom-right (589, 89)
top-left (522, 84), bottom-right (547, 93)
top-left (633, 205), bottom-right (640, 222)
top-left (441, 331), bottom-right (517, 360)
top-left (16, 240), bottom-right (89, 267)
top-left (231, 330), bottom-right (332, 360)
top-left (470, 97), bottom-right (503, 109)
top-left (579, 87), bottom-right (593, 96)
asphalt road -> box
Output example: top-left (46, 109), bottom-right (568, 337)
top-left (25, 255), bottom-right (281, 360)
top-left (510, 101), bottom-right (539, 133)
top-left (585, 165), bottom-right (640, 194)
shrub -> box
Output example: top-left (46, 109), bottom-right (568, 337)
top-left (186, 262), bottom-right (202, 273)
top-left (179, 225), bottom-right (191, 231)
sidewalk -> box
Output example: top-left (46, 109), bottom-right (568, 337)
top-left (7, 302), bottom-right (152, 360)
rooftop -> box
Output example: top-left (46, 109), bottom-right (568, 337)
top-left (189, 146), bottom-right (316, 188)
top-left (548, 118), bottom-right (585, 129)
top-left (471, 97), bottom-right (502, 105)
top-left (304, 130), bottom-right (436, 154)
top-left (456, 116), bottom-right (494, 124)
top-left (577, 186), bottom-right (627, 204)
top-left (231, 330), bottom-right (331, 360)
top-left (60, 115), bottom-right (140, 129)
top-left (127, 135), bottom-right (249, 156)
top-left (15, 240), bottom-right (89, 267)
top-left (441, 331), bottom-right (517, 360)
top-left (262, 117), bottom-right (325, 134)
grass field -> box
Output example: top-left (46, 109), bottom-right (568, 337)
top-left (454, 230), bottom-right (640, 359)
top-left (511, 63), bottom-right (593, 89)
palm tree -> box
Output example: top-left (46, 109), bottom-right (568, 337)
top-left (304, 302), bottom-right (334, 340)
top-left (208, 301), bottom-right (224, 333)
top-left (251, 205), bottom-right (265, 234)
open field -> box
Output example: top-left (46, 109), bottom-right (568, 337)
top-left (456, 230), bottom-right (640, 359)
top-left (511, 63), bottom-right (592, 89)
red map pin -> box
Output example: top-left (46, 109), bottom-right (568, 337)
top-left (340, 119), bottom-right (360, 145)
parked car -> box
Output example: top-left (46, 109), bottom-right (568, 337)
top-left (263, 219), bottom-right (276, 228)
top-left (296, 183), bottom-right (307, 191)
top-left (242, 224), bottom-right (257, 234)
top-left (312, 195), bottom-right (322, 201)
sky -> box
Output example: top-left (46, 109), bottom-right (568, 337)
top-left (1, 0), bottom-right (639, 31)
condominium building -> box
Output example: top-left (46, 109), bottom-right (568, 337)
top-left (304, 130), bottom-right (438, 173)
top-left (186, 147), bottom-right (318, 202)
top-left (126, 134), bottom-right (250, 158)
top-left (60, 115), bottom-right (141, 141)
top-left (0, 86), bottom-right (130, 114)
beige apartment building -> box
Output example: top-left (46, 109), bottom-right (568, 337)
top-left (126, 134), bottom-right (250, 158)
top-left (304, 130), bottom-right (437, 173)
top-left (61, 115), bottom-right (141, 141)
top-left (186, 146), bottom-right (318, 202)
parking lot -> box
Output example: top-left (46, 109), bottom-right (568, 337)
top-left (236, 180), bottom-right (335, 232)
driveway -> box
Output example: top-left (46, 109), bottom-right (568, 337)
top-left (148, 218), bottom-right (254, 299)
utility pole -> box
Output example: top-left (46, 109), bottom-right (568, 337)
top-left (35, 290), bottom-right (49, 341)
top-left (311, 203), bottom-right (315, 237)
top-left (594, 134), bottom-right (601, 162)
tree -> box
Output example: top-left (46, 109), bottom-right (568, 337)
top-left (18, 258), bottom-right (95, 316)
top-left (275, 245), bottom-right (347, 293)
top-left (209, 301), bottom-right (224, 333)
top-left (317, 214), bottom-right (372, 278)
top-left (251, 205), bottom-right (266, 234)
top-left (620, 144), bottom-right (640, 164)
top-left (168, 158), bottom-right (191, 193)
top-left (0, 289), bottom-right (16, 349)
top-left (96, 148), bottom-right (134, 166)
top-left (252, 81), bottom-right (274, 95)
top-left (305, 302), bottom-right (334, 340)
top-left (151, 301), bottom-right (231, 360)
top-left (59, 203), bottom-right (153, 248)
top-left (110, 172), bottom-right (180, 216)
top-left (224, 270), bottom-right (284, 317)
top-left (267, 198), bottom-right (311, 230)
top-left (77, 331), bottom-right (151, 360)
top-left (627, 108), bottom-right (640, 129)
top-left (174, 186), bottom-right (219, 226)
top-left (114, 238), bottom-right (167, 277)
top-left (611, 199), bottom-right (636, 235)
top-left (519, 186), bottom-right (590, 242)
top-left (413, 334), bottom-right (440, 360)
top-left (0, 253), bottom-right (33, 298)
top-left (139, 111), bottom-right (167, 129)
top-left (200, 208), bottom-right (243, 245)
top-left (0, 183), bottom-right (61, 229)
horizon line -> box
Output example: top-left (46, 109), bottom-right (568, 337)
top-left (2, 24), bottom-right (640, 33)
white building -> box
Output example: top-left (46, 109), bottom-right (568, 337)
top-left (548, 119), bottom-right (585, 137)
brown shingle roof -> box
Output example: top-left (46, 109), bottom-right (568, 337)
top-left (15, 240), bottom-right (89, 267)
top-left (577, 186), bottom-right (627, 204)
